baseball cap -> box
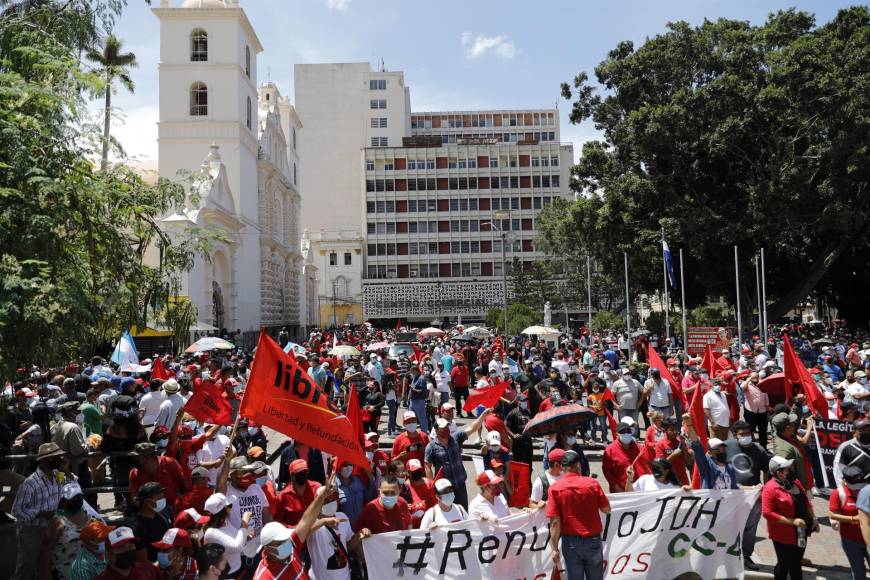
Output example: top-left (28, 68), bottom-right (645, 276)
top-left (434, 478), bottom-right (453, 493)
top-left (152, 528), bottom-right (191, 550)
top-left (621, 368), bottom-right (631, 375)
top-left (616, 421), bottom-right (634, 434)
top-left (107, 527), bottom-right (137, 549)
top-left (259, 522), bottom-right (292, 550)
top-left (476, 469), bottom-right (504, 487)
top-left (487, 431), bottom-right (502, 446)
top-left (708, 438), bottom-right (725, 449)
top-left (365, 432), bottom-right (379, 441)
top-left (204, 493), bottom-right (234, 515)
top-left (769, 456), bottom-right (794, 473)
top-left (402, 411), bottom-right (418, 424)
top-left (440, 402), bottom-right (455, 412)
top-left (434, 417), bottom-right (449, 430)
top-left (137, 481), bottom-right (164, 501)
top-left (855, 418), bottom-right (870, 429)
top-left (173, 508), bottom-right (210, 529)
top-left (289, 459), bottom-right (309, 474)
top-left (547, 448), bottom-right (566, 464)
top-left (407, 458), bottom-right (423, 472)
top-left (191, 466), bottom-right (210, 481)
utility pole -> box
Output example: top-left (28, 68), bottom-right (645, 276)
top-left (734, 246), bottom-right (742, 347)
top-left (331, 280), bottom-right (337, 329)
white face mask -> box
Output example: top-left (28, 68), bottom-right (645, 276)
top-left (405, 423), bottom-right (418, 433)
top-left (738, 435), bottom-right (753, 447)
top-left (340, 466), bottom-right (354, 478)
top-left (75, 413), bottom-right (84, 425)
top-left (321, 500), bottom-right (338, 517)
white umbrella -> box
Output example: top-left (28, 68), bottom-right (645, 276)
top-left (418, 327), bottom-right (446, 338)
top-left (185, 337), bottom-right (235, 352)
top-left (329, 345), bottom-right (362, 357)
top-left (283, 342), bottom-right (307, 355)
top-left (521, 325), bottom-right (561, 336)
top-left (463, 326), bottom-right (491, 338)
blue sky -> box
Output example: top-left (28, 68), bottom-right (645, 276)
top-left (105, 0), bottom-right (854, 162)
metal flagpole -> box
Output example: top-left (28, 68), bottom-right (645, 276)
top-left (624, 252), bottom-right (631, 360)
top-left (661, 228), bottom-right (670, 342)
top-left (586, 254), bottom-right (593, 333)
top-left (734, 246), bottom-right (742, 348)
top-left (755, 256), bottom-right (762, 339)
top-left (760, 248), bottom-right (768, 345)
top-left (679, 249), bottom-right (688, 350)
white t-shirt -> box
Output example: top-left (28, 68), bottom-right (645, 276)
top-left (530, 471), bottom-right (563, 503)
top-left (551, 360), bottom-right (570, 380)
top-left (228, 482), bottom-right (270, 557)
top-left (307, 511), bottom-right (354, 580)
top-left (468, 494), bottom-right (510, 521)
top-left (196, 434), bottom-right (230, 485)
top-left (645, 378), bottom-right (671, 408)
top-left (846, 383), bottom-right (869, 411)
top-left (632, 474), bottom-right (678, 492)
top-left (203, 523), bottom-right (247, 573)
top-left (419, 504), bottom-right (468, 529)
top-left (703, 390), bottom-right (730, 427)
top-left (138, 391), bottom-right (166, 425)
top-left (154, 393), bottom-right (184, 429)
top-left (433, 371), bottom-right (451, 393)
top-left (488, 360), bottom-right (504, 378)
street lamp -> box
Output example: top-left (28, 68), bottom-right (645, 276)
top-left (483, 209), bottom-right (510, 340)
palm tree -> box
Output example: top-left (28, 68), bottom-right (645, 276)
top-left (87, 34), bottom-right (137, 170)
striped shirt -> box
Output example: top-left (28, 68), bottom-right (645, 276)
top-left (12, 468), bottom-right (62, 524)
top-left (69, 550), bottom-right (107, 580)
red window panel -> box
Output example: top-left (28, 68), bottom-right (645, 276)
top-left (479, 177), bottom-right (490, 189)
top-left (396, 200), bottom-right (408, 213)
top-left (432, 116), bottom-right (441, 128)
top-left (437, 199), bottom-right (449, 211)
top-left (396, 221), bottom-right (408, 233)
top-left (481, 240), bottom-right (492, 253)
top-left (481, 262), bottom-right (493, 275)
top-left (438, 222), bottom-right (449, 233)
top-left (477, 156), bottom-right (489, 168)
top-left (520, 197), bottom-right (532, 209)
top-left (479, 197), bottom-right (491, 210)
top-left (522, 219), bottom-right (533, 231)
top-left (463, 115), bottom-right (471, 126)
top-left (524, 260), bottom-right (533, 272)
top-left (524, 113), bottom-right (533, 125)
top-left (398, 264), bottom-right (409, 278)
top-left (439, 241), bottom-right (450, 254)
top-left (522, 240), bottom-right (534, 253)
top-left (395, 158), bottom-right (407, 170)
top-left (395, 179), bottom-right (407, 191)
top-left (494, 114), bottom-right (502, 126)
top-left (436, 157), bottom-right (448, 169)
top-left (397, 243), bottom-right (409, 255)
top-left (520, 176), bottom-right (531, 188)
top-left (437, 178), bottom-right (448, 190)
top-left (519, 155), bottom-right (530, 167)
top-left (439, 263), bottom-right (452, 277)
top-left (525, 132), bottom-right (534, 141)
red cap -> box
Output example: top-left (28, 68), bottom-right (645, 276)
top-left (289, 459), bottom-right (309, 474)
top-left (152, 528), bottom-right (192, 550)
top-left (490, 458), bottom-right (504, 470)
top-left (173, 508), bottom-right (210, 529)
top-left (548, 448), bottom-right (566, 463)
top-left (364, 439), bottom-right (378, 450)
top-left (666, 358), bottom-right (677, 366)
top-left (178, 425), bottom-right (194, 438)
top-left (476, 469), bottom-right (504, 487)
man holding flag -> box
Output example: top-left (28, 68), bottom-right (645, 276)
top-left (424, 409), bottom-right (492, 510)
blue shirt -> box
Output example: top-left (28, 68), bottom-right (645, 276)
top-left (338, 475), bottom-right (366, 527)
top-left (441, 354), bottom-right (455, 373)
top-left (857, 484), bottom-right (870, 514)
top-left (604, 349), bottom-right (619, 366)
top-left (425, 431), bottom-right (468, 487)
top-left (691, 440), bottom-right (739, 490)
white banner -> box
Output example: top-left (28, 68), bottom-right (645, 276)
top-left (362, 488), bottom-right (759, 580)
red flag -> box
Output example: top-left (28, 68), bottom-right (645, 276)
top-left (184, 380), bottom-right (233, 425)
top-left (240, 330), bottom-right (369, 469)
top-left (434, 467), bottom-right (444, 481)
top-left (688, 373), bottom-right (708, 489)
top-left (396, 319), bottom-right (402, 331)
top-left (782, 334), bottom-right (828, 416)
top-left (647, 346), bottom-right (686, 407)
top-left (345, 384), bottom-right (365, 444)
top-left (700, 344), bottom-right (722, 378)
top-left (462, 380), bottom-right (510, 413)
top-left (410, 343), bottom-right (424, 363)
top-left (507, 461), bottom-right (531, 507)
top-left (151, 357), bottom-right (172, 381)
top-left (602, 387), bottom-right (615, 402)
top-left (605, 408), bottom-right (618, 440)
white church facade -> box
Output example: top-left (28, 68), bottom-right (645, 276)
top-left (152, 0), bottom-right (314, 340)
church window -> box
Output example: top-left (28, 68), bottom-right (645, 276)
top-left (329, 252), bottom-right (337, 266)
top-left (191, 29), bottom-right (208, 62)
top-left (190, 82), bottom-right (208, 116)
top-left (293, 163), bottom-right (297, 185)
top-left (246, 96), bottom-right (252, 130)
top-left (245, 45), bottom-right (251, 77)
top-left (344, 252), bottom-right (352, 265)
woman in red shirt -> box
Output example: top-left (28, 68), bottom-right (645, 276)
top-left (762, 456), bottom-right (819, 580)
top-left (829, 465), bottom-right (869, 580)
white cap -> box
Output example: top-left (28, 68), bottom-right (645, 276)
top-left (407, 458), bottom-right (423, 471)
top-left (402, 411), bottom-right (418, 423)
top-left (621, 368), bottom-right (631, 375)
top-left (434, 478), bottom-right (453, 493)
top-left (487, 431), bottom-right (501, 446)
top-left (203, 492), bottom-right (233, 515)
top-left (769, 456), bottom-right (795, 473)
top-left (62, 481), bottom-right (83, 500)
top-left (107, 526), bottom-right (137, 548)
top-left (708, 438), bottom-right (725, 449)
top-left (620, 416), bottom-right (636, 427)
top-left (259, 521), bottom-right (292, 550)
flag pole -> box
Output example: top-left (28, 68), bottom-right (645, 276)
top-left (661, 228), bottom-right (670, 343)
top-left (679, 249), bottom-right (688, 351)
top-left (624, 252), bottom-right (631, 360)
top-left (760, 248), bottom-right (768, 345)
top-left (754, 255), bottom-right (762, 340)
top-left (586, 254), bottom-right (593, 334)
top-left (734, 246), bottom-right (742, 347)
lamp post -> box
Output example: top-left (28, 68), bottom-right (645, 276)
top-left (484, 210), bottom-right (510, 340)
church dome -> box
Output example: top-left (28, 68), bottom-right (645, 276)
top-left (181, 0), bottom-right (228, 8)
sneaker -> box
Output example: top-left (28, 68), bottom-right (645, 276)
top-left (744, 557), bottom-right (760, 571)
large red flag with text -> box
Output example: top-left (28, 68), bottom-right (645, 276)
top-left (782, 334), bottom-right (828, 417)
top-left (184, 380), bottom-right (233, 425)
top-left (462, 380), bottom-right (510, 413)
top-left (507, 461), bottom-right (531, 507)
top-left (240, 330), bottom-right (369, 469)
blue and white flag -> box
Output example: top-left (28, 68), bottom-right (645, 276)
top-left (111, 330), bottom-right (139, 369)
top-left (663, 239), bottom-right (676, 288)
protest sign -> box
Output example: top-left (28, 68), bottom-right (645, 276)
top-left (507, 461), bottom-right (530, 508)
top-left (184, 380), bottom-right (232, 425)
top-left (814, 418), bottom-right (854, 488)
top-left (363, 488), bottom-right (758, 580)
top-left (686, 326), bottom-right (730, 355)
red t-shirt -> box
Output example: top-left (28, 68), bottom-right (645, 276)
top-left (762, 478), bottom-right (809, 545)
top-left (262, 480), bottom-right (278, 513)
top-left (654, 436), bottom-right (689, 486)
top-left (96, 562), bottom-right (166, 580)
top-left (830, 486), bottom-right (863, 543)
top-left (252, 532), bottom-right (307, 580)
top-left (483, 414), bottom-right (509, 443)
top-left (546, 473), bottom-right (609, 537)
top-left (275, 480), bottom-right (321, 526)
top-left (175, 484), bottom-right (213, 515)
top-left (602, 440), bottom-right (651, 493)
top-left (166, 434), bottom-right (207, 480)
top-left (450, 365), bottom-right (470, 388)
top-left (129, 455), bottom-right (186, 503)
top-left (539, 398), bottom-right (554, 413)
top-left (408, 480), bottom-right (437, 527)
top-left (391, 432), bottom-right (430, 464)
top-left (353, 497), bottom-right (412, 534)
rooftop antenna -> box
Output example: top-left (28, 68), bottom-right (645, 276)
top-left (380, 58), bottom-right (385, 72)
top-left (267, 66), bottom-right (271, 82)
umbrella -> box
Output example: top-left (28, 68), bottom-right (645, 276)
top-left (630, 329), bottom-right (651, 338)
top-left (451, 334), bottom-right (476, 342)
top-left (757, 373), bottom-right (794, 406)
top-left (463, 326), bottom-right (491, 338)
top-left (522, 403), bottom-right (596, 437)
top-left (329, 345), bottom-right (362, 357)
top-left (283, 342), bottom-right (307, 355)
top-left (521, 325), bottom-right (560, 336)
top-left (365, 341), bottom-right (390, 351)
top-left (185, 337), bottom-right (234, 353)
top-left (418, 327), bottom-right (446, 338)
top-left (812, 337), bottom-right (834, 347)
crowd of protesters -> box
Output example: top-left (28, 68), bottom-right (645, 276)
top-left (2, 321), bottom-right (870, 579)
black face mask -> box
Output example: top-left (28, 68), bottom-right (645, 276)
top-left (859, 432), bottom-right (870, 446)
top-left (711, 450), bottom-right (726, 463)
top-left (66, 496), bottom-right (84, 513)
top-left (292, 473), bottom-right (309, 486)
top-left (652, 468), bottom-right (668, 480)
top-left (45, 458), bottom-right (63, 470)
top-left (410, 471), bottom-right (424, 481)
top-left (114, 550), bottom-right (137, 570)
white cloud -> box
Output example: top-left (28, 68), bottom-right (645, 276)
top-left (108, 104), bottom-right (159, 163)
top-left (325, 0), bottom-right (351, 11)
top-left (460, 32), bottom-right (517, 60)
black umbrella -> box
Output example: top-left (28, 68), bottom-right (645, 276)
top-left (522, 403), bottom-right (596, 437)
top-left (812, 337), bottom-right (834, 347)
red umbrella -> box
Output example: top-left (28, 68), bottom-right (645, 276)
top-left (522, 403), bottom-right (595, 437)
top-left (757, 373), bottom-right (799, 406)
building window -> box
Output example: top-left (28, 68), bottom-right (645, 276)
top-left (366, 160), bottom-right (374, 171)
top-left (245, 45), bottom-right (251, 77)
top-left (384, 162), bottom-right (393, 171)
top-left (344, 252), bottom-right (352, 265)
top-left (190, 29), bottom-right (208, 61)
top-left (370, 99), bottom-right (387, 109)
top-left (489, 157), bottom-right (498, 168)
top-left (190, 82), bottom-right (208, 116)
top-left (370, 117), bottom-right (387, 128)
top-left (369, 79), bottom-right (386, 90)
top-left (292, 127), bottom-right (297, 149)
top-left (246, 96), bottom-right (252, 130)
top-left (370, 136), bottom-right (388, 147)
top-left (329, 252), bottom-right (337, 266)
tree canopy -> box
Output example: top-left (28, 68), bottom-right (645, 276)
top-left (539, 7), bottom-right (870, 327)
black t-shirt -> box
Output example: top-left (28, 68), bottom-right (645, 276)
top-left (724, 440), bottom-right (770, 486)
top-left (132, 512), bottom-right (170, 562)
top-left (839, 441), bottom-right (870, 482)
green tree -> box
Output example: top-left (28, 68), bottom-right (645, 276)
top-left (86, 33), bottom-right (137, 170)
top-left (542, 8), bottom-right (870, 325)
top-left (486, 304), bottom-right (538, 336)
top-left (509, 257), bottom-right (534, 306)
top-left (591, 311), bottom-right (624, 333)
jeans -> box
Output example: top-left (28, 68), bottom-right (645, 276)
top-left (439, 391), bottom-right (450, 407)
top-left (674, 399), bottom-right (683, 423)
top-left (772, 541), bottom-right (805, 580)
top-left (592, 416), bottom-right (609, 441)
top-left (454, 387), bottom-right (469, 415)
top-left (409, 398), bottom-right (429, 432)
top-left (742, 497), bottom-right (762, 558)
top-left (561, 535), bottom-right (604, 580)
top-left (841, 537), bottom-right (870, 580)
top-left (745, 409), bottom-right (768, 448)
top-left (386, 399), bottom-right (398, 435)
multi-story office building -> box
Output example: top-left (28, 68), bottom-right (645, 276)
top-left (294, 63), bottom-right (573, 325)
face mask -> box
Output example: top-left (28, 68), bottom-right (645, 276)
top-left (75, 413), bottom-right (84, 424)
top-left (519, 401), bottom-right (529, 410)
top-left (275, 540), bottom-right (294, 561)
top-left (566, 436), bottom-right (576, 446)
top-left (154, 498), bottom-right (167, 512)
top-left (46, 458), bottom-right (63, 470)
top-left (437, 428), bottom-right (451, 439)
top-left (619, 433), bottom-right (634, 445)
top-left (96, 542), bottom-right (106, 556)
top-left (380, 494), bottom-right (398, 509)
top-left (114, 550), bottom-right (137, 569)
top-left (846, 481), bottom-right (867, 491)
top-left (712, 386), bottom-right (721, 394)
top-left (550, 393), bottom-right (561, 403)
top-left (365, 451), bottom-right (374, 461)
top-left (247, 427), bottom-right (259, 436)
top-left (397, 477), bottom-right (406, 485)
top-left (652, 468), bottom-right (667, 480)
top-left (340, 466), bottom-right (354, 478)
top-left (491, 485), bottom-right (504, 496)
top-left (405, 423), bottom-right (418, 433)
top-left (861, 378), bottom-right (868, 386)
top-left (702, 374), bottom-right (710, 381)
top-left (859, 432), bottom-right (870, 446)
top-left (256, 476), bottom-right (269, 487)
top-left (711, 450), bottom-right (726, 462)
top-left (185, 421), bottom-right (198, 431)
top-left (410, 470), bottom-right (424, 481)
top-left (157, 551), bottom-right (172, 568)
top-left (293, 473), bottom-right (309, 486)
top-left (321, 500), bottom-right (338, 517)
top-left (738, 436), bottom-right (753, 447)
top-left (592, 387), bottom-right (600, 393)
top-left (440, 492), bottom-right (455, 506)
